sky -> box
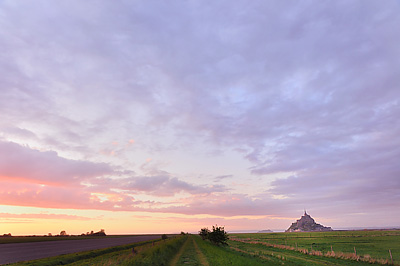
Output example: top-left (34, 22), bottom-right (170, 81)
top-left (1, 0), bottom-right (399, 235)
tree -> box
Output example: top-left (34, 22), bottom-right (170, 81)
top-left (92, 229), bottom-right (106, 236)
top-left (199, 227), bottom-right (209, 240)
top-left (161, 234), bottom-right (168, 240)
top-left (207, 225), bottom-right (229, 246)
top-left (60, 231), bottom-right (67, 236)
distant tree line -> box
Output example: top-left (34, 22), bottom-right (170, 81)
top-left (58, 229), bottom-right (106, 237)
top-left (199, 225), bottom-right (229, 245)
top-left (81, 229), bottom-right (106, 236)
top-left (1, 229), bottom-right (107, 238)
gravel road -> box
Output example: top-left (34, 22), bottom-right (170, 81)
top-left (0, 235), bottom-right (161, 265)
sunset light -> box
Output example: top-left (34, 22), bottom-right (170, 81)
top-left (1, 0), bottom-right (399, 239)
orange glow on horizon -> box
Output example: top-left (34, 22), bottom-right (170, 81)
top-left (0, 205), bottom-right (289, 236)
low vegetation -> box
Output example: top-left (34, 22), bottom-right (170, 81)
top-left (230, 230), bottom-right (400, 265)
top-left (7, 230), bottom-right (400, 265)
top-left (198, 225), bottom-right (229, 245)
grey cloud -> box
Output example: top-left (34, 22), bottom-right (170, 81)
top-left (0, 0), bottom-right (399, 223)
top-left (113, 175), bottom-right (227, 197)
top-left (1, 126), bottom-right (37, 139)
top-left (214, 175), bottom-right (233, 182)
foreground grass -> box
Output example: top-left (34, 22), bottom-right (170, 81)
top-left (230, 230), bottom-right (400, 265)
top-left (10, 231), bottom-right (399, 265)
top-left (65, 236), bottom-right (186, 266)
top-left (187, 235), bottom-right (276, 265)
top-left (230, 239), bottom-right (379, 266)
top-left (69, 235), bottom-right (282, 265)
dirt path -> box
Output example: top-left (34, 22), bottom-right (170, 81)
top-left (169, 236), bottom-right (209, 266)
top-left (169, 236), bottom-right (190, 266)
top-left (0, 235), bottom-right (161, 265)
top-left (192, 237), bottom-right (209, 266)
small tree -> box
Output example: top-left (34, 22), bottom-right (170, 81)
top-left (60, 230), bottom-right (67, 236)
top-left (199, 227), bottom-right (209, 240)
top-left (208, 225), bottom-right (228, 246)
top-left (161, 234), bottom-right (168, 240)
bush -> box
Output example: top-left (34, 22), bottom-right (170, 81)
top-left (199, 228), bottom-right (210, 240)
top-left (199, 225), bottom-right (228, 245)
top-left (208, 225), bottom-right (229, 246)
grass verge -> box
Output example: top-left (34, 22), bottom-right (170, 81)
top-left (194, 234), bottom-right (276, 265)
top-left (123, 235), bottom-right (186, 266)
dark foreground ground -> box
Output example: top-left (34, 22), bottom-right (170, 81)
top-left (0, 235), bottom-right (161, 265)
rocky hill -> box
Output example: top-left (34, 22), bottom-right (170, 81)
top-left (286, 211), bottom-right (332, 232)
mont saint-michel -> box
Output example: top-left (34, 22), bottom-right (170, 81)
top-left (286, 211), bottom-right (333, 232)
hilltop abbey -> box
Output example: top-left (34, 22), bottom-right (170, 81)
top-left (286, 211), bottom-right (333, 232)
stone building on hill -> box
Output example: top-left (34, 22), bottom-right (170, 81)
top-left (286, 211), bottom-right (333, 232)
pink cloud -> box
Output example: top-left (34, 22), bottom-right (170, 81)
top-left (0, 212), bottom-right (94, 221)
top-left (0, 181), bottom-right (138, 211)
top-left (0, 141), bottom-right (229, 212)
top-left (0, 141), bottom-right (113, 186)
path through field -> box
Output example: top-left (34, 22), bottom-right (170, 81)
top-left (170, 236), bottom-right (209, 266)
top-left (0, 235), bottom-right (160, 265)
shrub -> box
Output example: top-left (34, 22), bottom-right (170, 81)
top-left (208, 225), bottom-right (229, 246)
top-left (199, 228), bottom-right (210, 240)
top-left (200, 225), bottom-right (229, 245)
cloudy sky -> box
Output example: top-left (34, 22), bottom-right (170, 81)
top-left (1, 0), bottom-right (399, 235)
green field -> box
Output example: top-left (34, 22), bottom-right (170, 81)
top-left (7, 230), bottom-right (400, 265)
top-left (230, 230), bottom-right (400, 265)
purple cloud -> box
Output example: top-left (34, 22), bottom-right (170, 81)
top-left (0, 0), bottom-right (399, 229)
top-left (0, 141), bottom-right (113, 185)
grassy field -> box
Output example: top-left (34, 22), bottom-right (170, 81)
top-left (171, 234), bottom-right (274, 265)
top-left (7, 230), bottom-right (400, 265)
top-left (67, 236), bottom-right (185, 266)
top-left (230, 230), bottom-right (400, 265)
